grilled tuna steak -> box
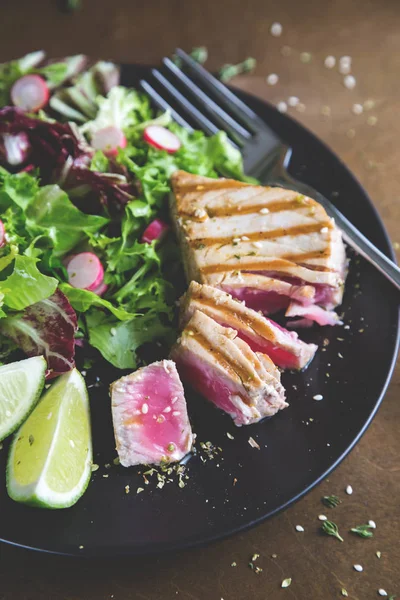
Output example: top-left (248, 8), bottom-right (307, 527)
top-left (111, 360), bottom-right (194, 467)
top-left (170, 310), bottom-right (287, 426)
top-left (170, 170), bottom-right (348, 325)
top-left (180, 282), bottom-right (317, 370)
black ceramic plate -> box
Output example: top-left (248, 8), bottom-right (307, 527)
top-left (0, 64), bottom-right (398, 557)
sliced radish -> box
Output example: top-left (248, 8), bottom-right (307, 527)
top-left (143, 126), bottom-right (181, 153)
top-left (91, 126), bottom-right (127, 157)
top-left (0, 220), bottom-right (6, 247)
top-left (66, 252), bottom-right (104, 291)
top-left (91, 281), bottom-right (108, 296)
top-left (10, 74), bottom-right (49, 112)
top-left (2, 132), bottom-right (31, 166)
top-left (141, 219), bottom-right (169, 244)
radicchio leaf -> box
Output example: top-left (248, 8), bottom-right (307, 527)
top-left (0, 288), bottom-right (78, 378)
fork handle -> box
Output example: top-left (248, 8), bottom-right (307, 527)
top-left (326, 207), bottom-right (400, 291)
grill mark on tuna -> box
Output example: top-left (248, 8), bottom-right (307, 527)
top-left (185, 327), bottom-right (255, 392)
top-left (206, 197), bottom-right (317, 218)
top-left (191, 222), bottom-right (332, 247)
top-left (201, 257), bottom-right (335, 275)
top-left (190, 293), bottom-right (276, 343)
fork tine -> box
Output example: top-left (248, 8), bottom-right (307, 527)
top-left (150, 69), bottom-right (221, 138)
top-left (162, 57), bottom-right (250, 144)
top-left (139, 80), bottom-right (194, 130)
top-left (175, 48), bottom-right (267, 133)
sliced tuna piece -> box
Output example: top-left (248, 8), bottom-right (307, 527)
top-left (170, 310), bottom-right (287, 426)
top-left (170, 170), bottom-right (347, 322)
top-left (180, 282), bottom-right (317, 370)
top-left (110, 360), bottom-right (194, 467)
top-left (285, 301), bottom-right (343, 326)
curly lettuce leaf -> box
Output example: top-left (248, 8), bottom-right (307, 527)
top-left (86, 310), bottom-right (173, 369)
top-left (59, 283), bottom-right (134, 321)
top-left (0, 255), bottom-right (58, 310)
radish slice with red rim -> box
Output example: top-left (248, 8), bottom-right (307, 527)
top-left (143, 126), bottom-right (181, 153)
top-left (0, 220), bottom-right (5, 247)
top-left (91, 126), bottom-right (127, 157)
top-left (66, 252), bottom-right (104, 291)
top-left (91, 281), bottom-right (108, 297)
top-left (141, 219), bottom-right (169, 244)
top-left (10, 75), bottom-right (49, 112)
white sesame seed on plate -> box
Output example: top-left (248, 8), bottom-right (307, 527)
top-left (368, 520), bottom-right (377, 529)
top-left (340, 55), bottom-right (352, 66)
top-left (141, 403), bottom-right (149, 414)
top-left (277, 101), bottom-right (288, 113)
top-left (259, 207), bottom-right (270, 214)
top-left (378, 589), bottom-right (387, 597)
top-left (295, 525), bottom-right (305, 532)
top-left (353, 564), bottom-right (363, 572)
top-left (324, 55), bottom-right (336, 69)
top-left (313, 394), bottom-right (323, 401)
top-left (270, 22), bottom-right (283, 37)
top-left (344, 75), bottom-right (356, 90)
top-left (318, 514), bottom-right (327, 521)
top-left (266, 73), bottom-right (279, 85)
top-left (346, 485), bottom-right (353, 495)
top-left (288, 96), bottom-right (300, 107)
top-left (339, 63), bottom-right (352, 75)
top-left (352, 103), bottom-right (363, 115)
top-left (300, 52), bottom-right (312, 63)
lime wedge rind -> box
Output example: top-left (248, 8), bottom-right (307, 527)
top-left (6, 368), bottom-right (92, 509)
top-left (0, 356), bottom-right (47, 442)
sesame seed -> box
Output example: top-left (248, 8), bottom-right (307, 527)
top-left (266, 73), bottom-right (279, 85)
top-left (172, 411), bottom-right (181, 416)
top-left (270, 22), bottom-right (283, 37)
top-left (163, 406), bottom-right (172, 413)
top-left (378, 590), bottom-right (387, 597)
top-left (343, 75), bottom-right (356, 89)
top-left (295, 525), bottom-right (304, 532)
top-left (91, 463), bottom-right (99, 472)
top-left (156, 415), bottom-right (165, 423)
top-left (313, 394), bottom-right (323, 401)
top-left (376, 551), bottom-right (382, 558)
top-left (288, 96), bottom-right (300, 107)
top-left (318, 515), bottom-right (327, 521)
top-left (241, 235), bottom-right (250, 241)
top-left (141, 403), bottom-right (149, 414)
top-left (233, 237), bottom-right (241, 243)
top-left (320, 227), bottom-right (329, 233)
top-left (353, 564), bottom-right (363, 572)
top-left (346, 485), bottom-right (353, 495)
top-left (252, 241), bottom-right (263, 248)
top-left (367, 115), bottom-right (378, 126)
top-left (300, 52), bottom-right (312, 63)
top-left (364, 99), bottom-right (375, 110)
top-left (368, 520), bottom-right (376, 529)
top-left (110, 327), bottom-right (117, 336)
top-left (79, 545), bottom-right (84, 550)
top-left (352, 103), bottom-right (363, 115)
top-left (259, 207), bottom-right (270, 214)
top-left (340, 55), bottom-right (352, 65)
top-left (171, 396), bottom-right (178, 404)
top-left (277, 101), bottom-right (288, 113)
top-left (69, 440), bottom-right (75, 448)
top-left (296, 102), bottom-right (306, 113)
top-left (125, 485), bottom-right (130, 494)
top-left (324, 55), bottom-right (336, 69)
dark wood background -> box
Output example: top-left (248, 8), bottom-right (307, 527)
top-left (0, 1), bottom-right (399, 598)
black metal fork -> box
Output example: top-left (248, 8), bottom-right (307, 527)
top-left (140, 48), bottom-right (400, 291)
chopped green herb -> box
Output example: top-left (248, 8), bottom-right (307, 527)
top-left (136, 487), bottom-right (144, 494)
top-left (322, 494), bottom-right (341, 508)
top-left (321, 520), bottom-right (344, 542)
top-left (234, 254), bottom-right (241, 259)
top-left (190, 47), bottom-right (208, 64)
top-left (28, 434), bottom-right (34, 446)
top-left (251, 553), bottom-right (260, 561)
top-left (231, 561), bottom-right (237, 567)
top-left (341, 589), bottom-right (348, 597)
top-left (350, 523), bottom-right (374, 538)
top-left (219, 57), bottom-right (256, 82)
top-left (281, 578), bottom-right (292, 588)
top-left (376, 551), bottom-right (382, 559)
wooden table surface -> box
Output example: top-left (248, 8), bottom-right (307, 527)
top-left (0, 1), bottom-right (399, 598)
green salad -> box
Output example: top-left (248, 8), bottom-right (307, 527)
top-left (0, 51), bottom-right (250, 375)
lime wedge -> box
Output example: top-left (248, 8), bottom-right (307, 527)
top-left (7, 368), bottom-right (92, 509)
top-left (0, 356), bottom-right (46, 442)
